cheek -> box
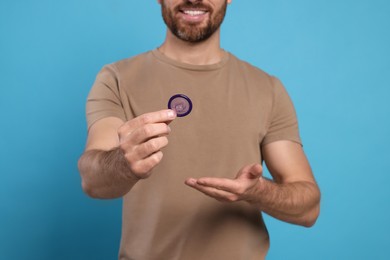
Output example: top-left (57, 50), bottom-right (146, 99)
top-left (161, 0), bottom-right (174, 6)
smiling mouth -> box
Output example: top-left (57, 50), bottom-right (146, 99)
top-left (180, 9), bottom-right (208, 16)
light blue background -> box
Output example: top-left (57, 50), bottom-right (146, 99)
top-left (1, 0), bottom-right (389, 259)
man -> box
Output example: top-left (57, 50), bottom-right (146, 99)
top-left (78, 0), bottom-right (321, 259)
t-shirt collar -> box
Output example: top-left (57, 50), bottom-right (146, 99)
top-left (152, 48), bottom-right (230, 71)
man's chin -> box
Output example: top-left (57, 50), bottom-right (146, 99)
top-left (176, 31), bottom-right (213, 43)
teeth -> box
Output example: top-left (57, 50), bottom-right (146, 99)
top-left (183, 10), bottom-right (206, 16)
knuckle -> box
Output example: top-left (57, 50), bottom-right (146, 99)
top-left (119, 141), bottom-right (128, 151)
top-left (146, 140), bottom-right (158, 152)
top-left (120, 142), bottom-right (135, 155)
top-left (151, 152), bottom-right (163, 165)
top-left (130, 163), bottom-right (148, 177)
top-left (140, 114), bottom-right (152, 125)
top-left (118, 121), bottom-right (134, 136)
top-left (129, 152), bottom-right (163, 179)
top-left (161, 136), bottom-right (169, 146)
top-left (142, 125), bottom-right (154, 137)
top-left (124, 152), bottom-right (135, 165)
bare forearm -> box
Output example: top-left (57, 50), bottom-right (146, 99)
top-left (250, 178), bottom-right (320, 227)
top-left (78, 148), bottom-right (139, 199)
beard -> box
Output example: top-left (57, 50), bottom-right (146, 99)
top-left (161, 1), bottom-right (228, 43)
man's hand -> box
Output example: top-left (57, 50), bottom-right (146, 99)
top-left (185, 164), bottom-right (263, 203)
top-left (79, 109), bottom-right (176, 199)
top-left (185, 141), bottom-right (320, 227)
top-left (118, 109), bottom-right (176, 179)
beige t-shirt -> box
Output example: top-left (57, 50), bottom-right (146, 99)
top-left (86, 49), bottom-right (301, 260)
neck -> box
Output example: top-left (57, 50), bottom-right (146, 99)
top-left (158, 29), bottom-right (224, 65)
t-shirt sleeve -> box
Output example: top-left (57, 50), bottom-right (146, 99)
top-left (262, 77), bottom-right (302, 146)
top-left (86, 64), bottom-right (126, 130)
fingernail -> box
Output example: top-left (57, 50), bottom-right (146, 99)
top-left (168, 110), bottom-right (176, 119)
top-left (186, 178), bottom-right (196, 186)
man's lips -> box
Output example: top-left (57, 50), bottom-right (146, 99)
top-left (181, 9), bottom-right (207, 16)
top-left (178, 8), bottom-right (209, 22)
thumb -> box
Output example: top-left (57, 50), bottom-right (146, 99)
top-left (248, 164), bottom-right (263, 179)
top-left (237, 163), bottom-right (263, 179)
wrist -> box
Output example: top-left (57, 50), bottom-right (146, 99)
top-left (245, 177), bottom-right (270, 209)
top-left (113, 147), bottom-right (140, 183)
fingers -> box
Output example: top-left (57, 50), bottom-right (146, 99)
top-left (120, 123), bottom-right (171, 147)
top-left (118, 110), bottom-right (176, 178)
top-left (196, 177), bottom-right (241, 194)
top-left (129, 151), bottom-right (164, 179)
top-left (125, 136), bottom-right (169, 163)
top-left (118, 109), bottom-right (176, 135)
top-left (122, 137), bottom-right (167, 179)
top-left (185, 163), bottom-right (263, 203)
top-left (185, 178), bottom-right (240, 202)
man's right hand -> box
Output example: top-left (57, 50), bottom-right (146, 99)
top-left (118, 109), bottom-right (176, 179)
top-left (79, 109), bottom-right (176, 199)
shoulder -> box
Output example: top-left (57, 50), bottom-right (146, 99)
top-left (227, 53), bottom-right (278, 89)
top-left (107, 51), bottom-right (154, 73)
top-left (227, 52), bottom-right (282, 93)
top-left (228, 53), bottom-right (271, 79)
top-left (94, 51), bottom-right (156, 84)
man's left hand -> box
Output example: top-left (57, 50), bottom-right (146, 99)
top-left (185, 164), bottom-right (263, 203)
